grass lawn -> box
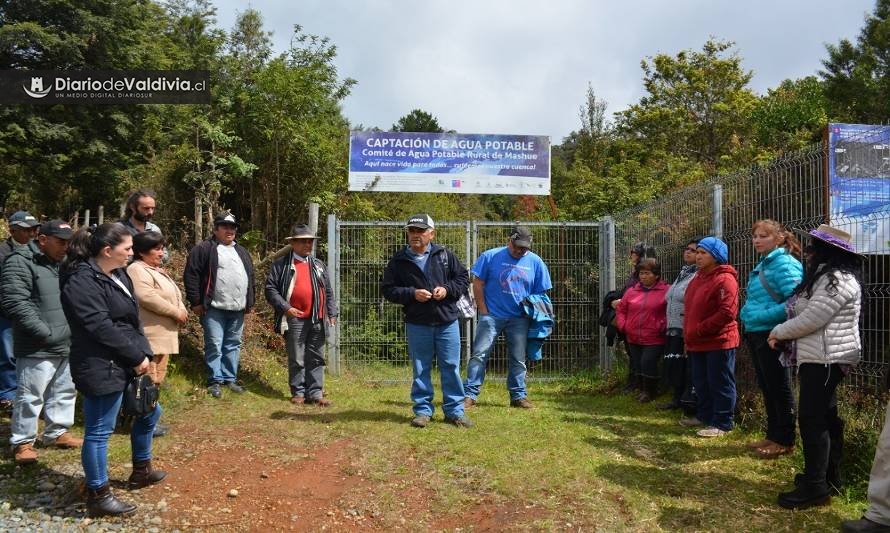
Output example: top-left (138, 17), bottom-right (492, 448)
top-left (145, 347), bottom-right (869, 531)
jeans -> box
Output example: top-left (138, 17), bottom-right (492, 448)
top-left (464, 315), bottom-right (530, 401)
top-left (690, 349), bottom-right (737, 431)
top-left (798, 363), bottom-right (844, 490)
top-left (202, 307), bottom-right (245, 385)
top-left (0, 317), bottom-right (15, 401)
top-left (746, 332), bottom-right (796, 446)
top-left (285, 318), bottom-right (326, 400)
top-left (81, 390), bottom-right (161, 489)
top-left (10, 357), bottom-right (76, 446)
top-left (406, 320), bottom-right (465, 418)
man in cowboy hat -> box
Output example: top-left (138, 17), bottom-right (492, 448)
top-left (264, 224), bottom-right (337, 406)
top-left (184, 212), bottom-right (256, 398)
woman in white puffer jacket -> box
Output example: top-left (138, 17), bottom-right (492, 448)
top-left (768, 224), bottom-right (863, 511)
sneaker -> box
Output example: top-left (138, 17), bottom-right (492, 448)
top-left (410, 415), bottom-right (431, 428)
top-left (306, 397), bottom-right (332, 407)
top-left (153, 423), bottom-right (170, 438)
top-left (678, 416), bottom-right (703, 427)
top-left (226, 382), bottom-right (245, 393)
top-left (444, 415), bottom-right (474, 428)
top-left (777, 483), bottom-right (831, 510)
top-left (510, 398), bottom-right (534, 409)
top-left (463, 397), bottom-right (476, 409)
top-left (697, 426), bottom-right (728, 438)
top-left (290, 395), bottom-right (305, 405)
top-left (45, 432), bottom-right (83, 448)
top-left (207, 383), bottom-right (222, 398)
top-left (13, 443), bottom-right (37, 465)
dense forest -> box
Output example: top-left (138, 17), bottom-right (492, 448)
top-left (1, 0), bottom-right (890, 252)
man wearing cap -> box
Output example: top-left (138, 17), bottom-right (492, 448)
top-left (184, 212), bottom-right (255, 399)
top-left (382, 214), bottom-right (473, 428)
top-left (463, 225), bottom-right (552, 409)
top-left (265, 224), bottom-right (337, 406)
top-left (0, 211), bottom-right (40, 411)
top-left (2, 220), bottom-right (81, 464)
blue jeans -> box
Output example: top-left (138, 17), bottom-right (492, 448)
top-left (690, 349), bottom-right (737, 431)
top-left (0, 317), bottom-right (15, 401)
top-left (82, 391), bottom-right (161, 489)
top-left (406, 321), bottom-right (465, 418)
top-left (464, 315), bottom-right (530, 401)
top-left (10, 357), bottom-right (76, 445)
top-left (202, 307), bottom-right (245, 385)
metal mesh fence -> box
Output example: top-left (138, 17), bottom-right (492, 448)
top-left (609, 128), bottom-right (890, 395)
top-left (329, 220), bottom-right (599, 381)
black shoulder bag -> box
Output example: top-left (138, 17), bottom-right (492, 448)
top-left (123, 374), bottom-right (159, 417)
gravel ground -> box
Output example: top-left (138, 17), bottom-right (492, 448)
top-left (0, 460), bottom-right (174, 533)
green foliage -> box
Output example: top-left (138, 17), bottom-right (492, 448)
top-left (751, 76), bottom-right (829, 153)
top-left (391, 108), bottom-right (445, 133)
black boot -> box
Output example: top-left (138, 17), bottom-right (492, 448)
top-left (778, 480), bottom-right (831, 510)
top-left (87, 484), bottom-right (137, 517)
top-left (128, 459), bottom-right (167, 490)
top-left (637, 377), bottom-right (655, 403)
top-left (622, 374), bottom-right (639, 393)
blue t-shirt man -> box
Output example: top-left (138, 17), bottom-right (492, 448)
top-left (471, 247), bottom-right (552, 318)
top-left (464, 225), bottom-right (552, 409)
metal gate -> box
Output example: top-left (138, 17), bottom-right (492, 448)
top-left (326, 216), bottom-right (600, 381)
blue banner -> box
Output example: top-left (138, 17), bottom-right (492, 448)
top-left (828, 123), bottom-right (890, 254)
top-left (348, 131), bottom-right (551, 195)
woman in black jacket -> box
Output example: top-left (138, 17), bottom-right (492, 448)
top-left (60, 223), bottom-right (166, 517)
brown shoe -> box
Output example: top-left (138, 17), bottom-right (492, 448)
top-left (306, 397), bottom-right (332, 407)
top-left (47, 432), bottom-right (83, 449)
top-left (290, 396), bottom-right (305, 405)
top-left (463, 397), bottom-right (476, 409)
top-left (510, 398), bottom-right (534, 409)
top-left (756, 442), bottom-right (795, 459)
top-left (14, 443), bottom-right (38, 465)
top-left (746, 438), bottom-right (774, 450)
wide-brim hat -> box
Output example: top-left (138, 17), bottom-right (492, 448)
top-left (796, 224), bottom-right (864, 257)
top-left (284, 224), bottom-right (318, 241)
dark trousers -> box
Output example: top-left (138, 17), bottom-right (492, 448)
top-left (746, 332), bottom-right (796, 446)
top-left (627, 344), bottom-right (662, 379)
top-left (285, 318), bottom-right (327, 400)
top-left (690, 349), bottom-right (737, 431)
top-left (798, 363), bottom-right (845, 489)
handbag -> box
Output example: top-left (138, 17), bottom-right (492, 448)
top-left (123, 374), bottom-right (159, 417)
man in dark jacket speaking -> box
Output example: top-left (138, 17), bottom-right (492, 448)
top-left (381, 214), bottom-right (472, 428)
top-left (264, 224), bottom-right (337, 407)
top-left (2, 220), bottom-right (81, 464)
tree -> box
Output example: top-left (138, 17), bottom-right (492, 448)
top-left (821, 0), bottom-right (890, 122)
top-left (391, 109), bottom-right (444, 133)
top-left (616, 39), bottom-right (759, 177)
top-left (750, 76), bottom-right (828, 154)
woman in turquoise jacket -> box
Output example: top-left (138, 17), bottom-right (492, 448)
top-left (739, 219), bottom-right (803, 458)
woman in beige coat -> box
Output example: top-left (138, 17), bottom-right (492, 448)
top-left (127, 231), bottom-right (187, 436)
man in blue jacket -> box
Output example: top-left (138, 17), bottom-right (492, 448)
top-left (381, 214), bottom-right (472, 428)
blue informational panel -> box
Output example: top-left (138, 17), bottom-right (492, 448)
top-left (828, 123), bottom-right (890, 254)
top-left (348, 131), bottom-right (551, 195)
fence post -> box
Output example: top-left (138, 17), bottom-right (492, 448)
top-left (97, 205), bottom-right (104, 225)
top-left (84, 209), bottom-right (91, 228)
top-left (598, 216), bottom-right (616, 374)
top-left (308, 202), bottom-right (319, 256)
top-left (712, 184), bottom-right (723, 239)
top-left (194, 197), bottom-right (202, 243)
top-left (327, 213), bottom-right (340, 376)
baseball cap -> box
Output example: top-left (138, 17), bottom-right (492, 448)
top-left (509, 225), bottom-right (533, 248)
top-left (213, 212), bottom-right (239, 228)
top-left (405, 214), bottom-right (434, 230)
top-left (8, 211), bottom-right (39, 228)
top-left (39, 220), bottom-right (74, 240)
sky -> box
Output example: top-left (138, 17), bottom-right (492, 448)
top-left (212, 0), bottom-right (875, 142)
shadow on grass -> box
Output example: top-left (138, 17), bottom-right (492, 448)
top-left (268, 408), bottom-right (407, 424)
top-left (177, 332), bottom-right (284, 400)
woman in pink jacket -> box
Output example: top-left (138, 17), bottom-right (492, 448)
top-left (616, 258), bottom-right (669, 402)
